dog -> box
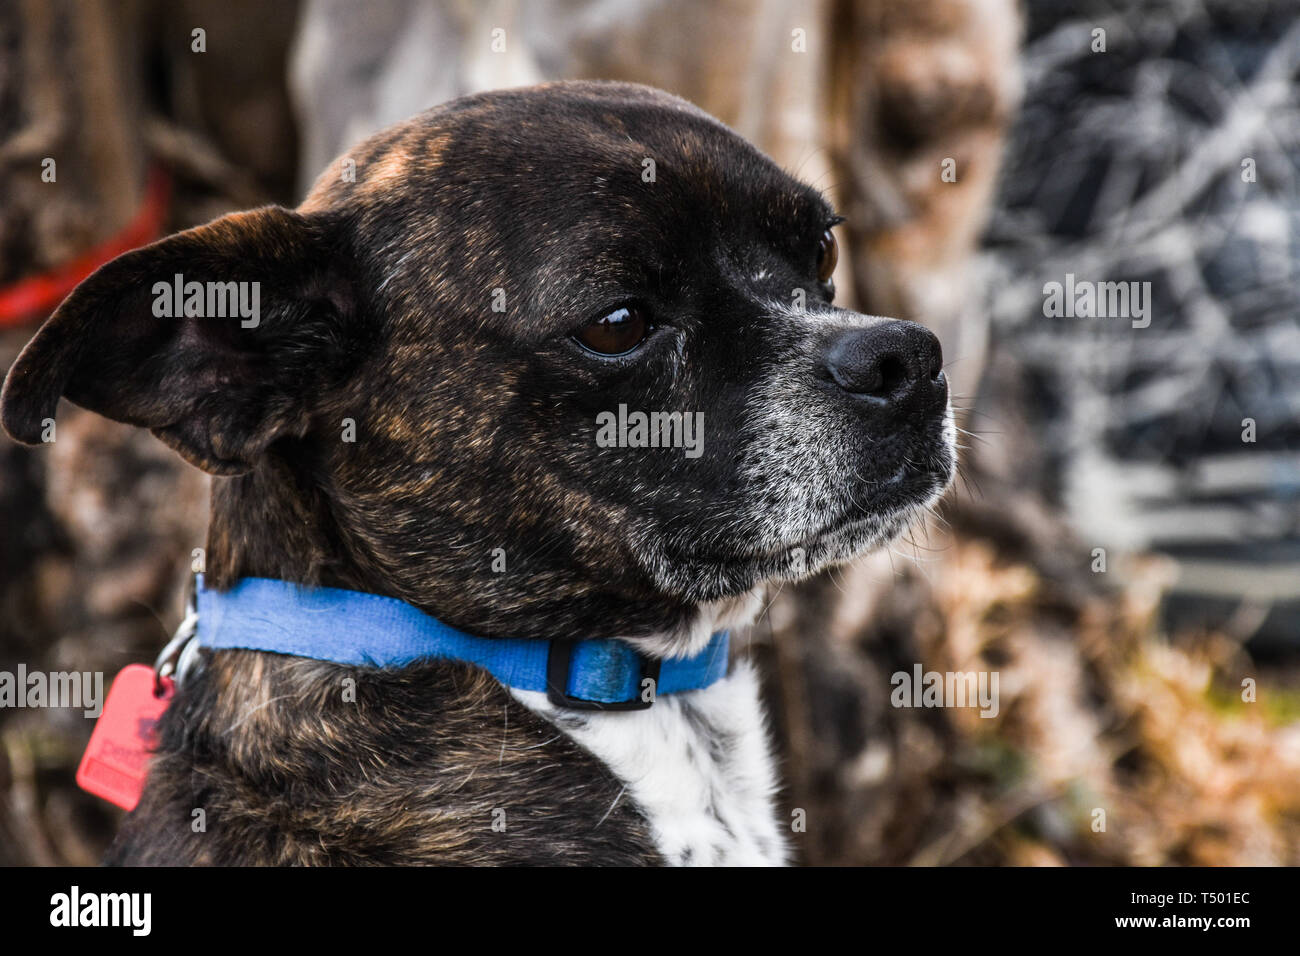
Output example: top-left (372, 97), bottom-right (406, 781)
top-left (1, 81), bottom-right (955, 865)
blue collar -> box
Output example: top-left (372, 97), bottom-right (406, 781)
top-left (192, 575), bottom-right (729, 711)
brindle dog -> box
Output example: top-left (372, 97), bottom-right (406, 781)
top-left (1, 81), bottom-right (955, 865)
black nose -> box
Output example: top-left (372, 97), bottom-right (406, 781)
top-left (822, 320), bottom-right (946, 413)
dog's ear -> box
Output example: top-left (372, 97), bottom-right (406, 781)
top-left (1, 206), bottom-right (363, 475)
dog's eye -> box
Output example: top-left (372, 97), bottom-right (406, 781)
top-left (816, 228), bottom-right (839, 283)
top-left (574, 305), bottom-right (651, 356)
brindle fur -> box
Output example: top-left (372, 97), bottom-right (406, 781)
top-left (2, 82), bottom-right (952, 864)
top-left (107, 653), bottom-right (659, 864)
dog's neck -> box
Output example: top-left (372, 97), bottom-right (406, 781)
top-left (189, 457), bottom-right (784, 867)
top-left (205, 454), bottom-right (376, 594)
top-left (203, 454), bottom-right (766, 656)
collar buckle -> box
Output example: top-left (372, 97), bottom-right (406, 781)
top-left (546, 639), bottom-right (661, 711)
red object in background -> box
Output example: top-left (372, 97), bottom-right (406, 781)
top-left (0, 164), bottom-right (171, 328)
top-left (76, 663), bottom-right (174, 812)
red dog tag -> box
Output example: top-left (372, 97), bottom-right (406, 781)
top-left (76, 664), bottom-right (174, 811)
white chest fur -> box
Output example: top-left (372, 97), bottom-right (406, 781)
top-left (513, 661), bottom-right (788, 866)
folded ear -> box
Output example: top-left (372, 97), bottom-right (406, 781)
top-left (1, 206), bottom-right (364, 474)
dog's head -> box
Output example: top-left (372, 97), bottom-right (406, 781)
top-left (2, 82), bottom-right (954, 647)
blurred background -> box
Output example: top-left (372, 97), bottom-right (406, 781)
top-left (1, 0), bottom-right (1298, 865)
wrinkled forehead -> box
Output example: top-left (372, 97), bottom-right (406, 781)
top-left (303, 85), bottom-right (832, 330)
top-left (313, 87), bottom-right (824, 212)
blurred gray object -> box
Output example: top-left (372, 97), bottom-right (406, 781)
top-left (289, 0), bottom-right (830, 198)
top-left (978, 0), bottom-right (1300, 649)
